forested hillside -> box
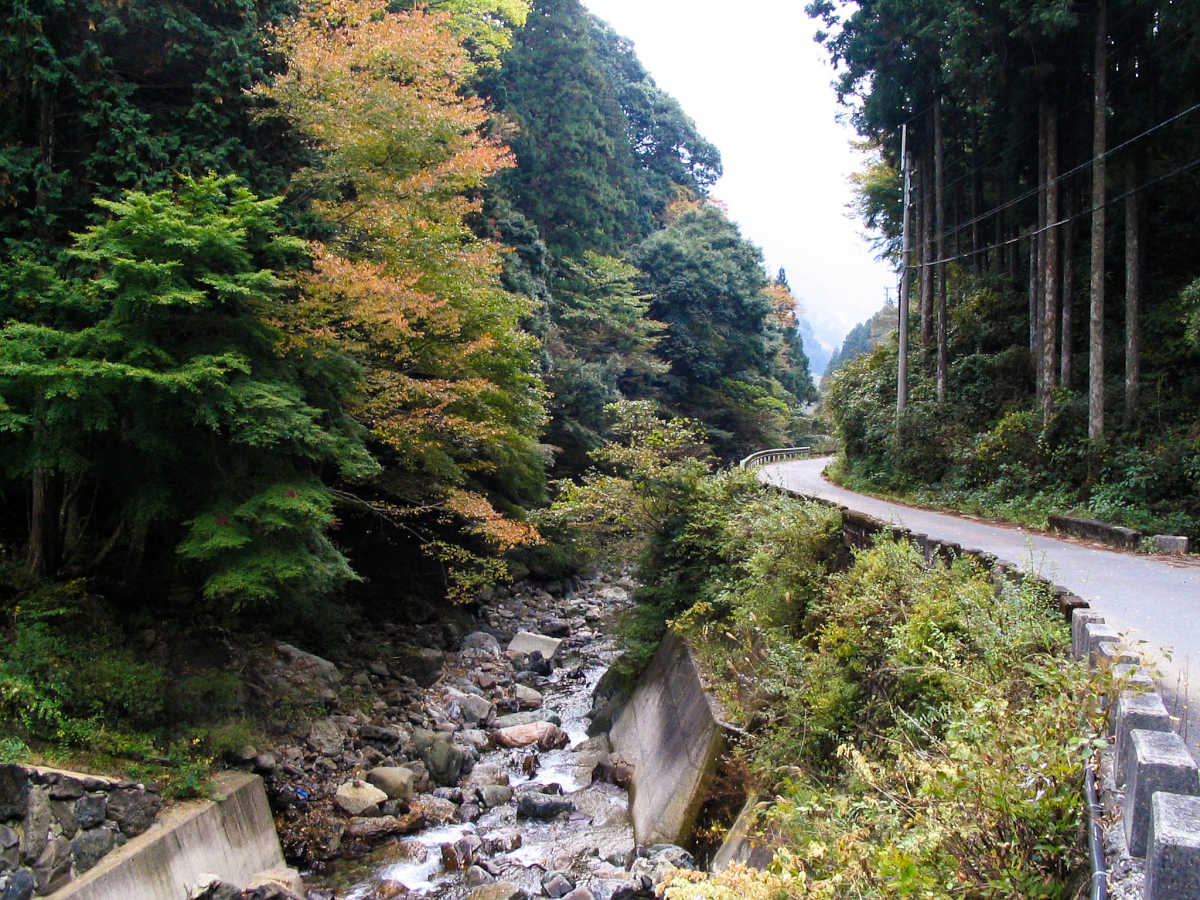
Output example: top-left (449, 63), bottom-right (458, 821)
top-left (814, 0), bottom-right (1200, 538)
top-left (822, 300), bottom-right (896, 380)
top-left (0, 0), bottom-right (817, 764)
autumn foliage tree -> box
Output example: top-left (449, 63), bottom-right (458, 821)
top-left (257, 0), bottom-right (546, 598)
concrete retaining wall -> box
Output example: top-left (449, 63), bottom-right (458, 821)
top-left (51, 772), bottom-right (283, 900)
top-left (609, 631), bottom-right (731, 847)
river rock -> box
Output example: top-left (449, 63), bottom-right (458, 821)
top-left (440, 833), bottom-right (480, 871)
top-left (494, 722), bottom-right (569, 751)
top-left (107, 786), bottom-right (161, 837)
top-left (507, 632), bottom-right (562, 660)
top-left (343, 816), bottom-right (408, 842)
top-left (445, 688), bottom-right (494, 727)
top-left (462, 632), bottom-right (502, 657)
top-left (465, 865), bottom-right (494, 887)
top-left (513, 684), bottom-right (543, 710)
top-left (476, 784), bottom-right (513, 808)
top-left (482, 830), bottom-right (522, 853)
top-left (516, 793), bottom-right (574, 820)
top-left (538, 618), bottom-right (571, 638)
top-left (419, 733), bottom-right (475, 786)
top-left (376, 881), bottom-right (410, 900)
top-left (252, 642), bottom-right (341, 707)
top-left (378, 839), bottom-right (428, 865)
top-left (393, 646), bottom-right (445, 687)
top-left (493, 711), bottom-right (558, 730)
top-left (407, 794), bottom-right (458, 827)
top-left (245, 868), bottom-right (306, 898)
top-left (466, 884), bottom-right (527, 900)
top-left (359, 724), bottom-right (406, 752)
top-left (253, 753), bottom-right (277, 774)
top-left (458, 729), bottom-right (491, 752)
top-left (306, 719), bottom-right (344, 756)
top-left (542, 872), bottom-right (574, 898)
top-left (333, 780), bottom-right (387, 817)
top-left (71, 825), bottom-right (115, 873)
top-left (365, 767), bottom-right (415, 801)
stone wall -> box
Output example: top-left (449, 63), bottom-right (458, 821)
top-left (0, 765), bottom-right (161, 898)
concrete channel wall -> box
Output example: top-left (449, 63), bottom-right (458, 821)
top-left (609, 631), bottom-right (732, 847)
top-left (764, 474), bottom-right (1200, 898)
top-left (52, 772), bottom-right (284, 900)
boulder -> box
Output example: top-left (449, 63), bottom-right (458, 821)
top-left (365, 767), bottom-right (415, 801)
top-left (343, 816), bottom-right (408, 842)
top-left (493, 711), bottom-right (558, 730)
top-left (476, 785), bottom-right (513, 808)
top-left (542, 873), bottom-right (574, 899)
top-left (0, 767), bottom-right (29, 821)
top-left (251, 642), bottom-right (341, 707)
top-left (31, 837), bottom-right (71, 894)
top-left (408, 794), bottom-right (458, 826)
top-left (245, 869), bottom-right (307, 898)
top-left (538, 618), bottom-right (571, 638)
top-left (306, 719), bottom-right (344, 757)
top-left (465, 866), bottom-right (493, 887)
top-left (445, 689), bottom-right (494, 727)
top-left (482, 831), bottom-right (522, 854)
top-left (515, 793), bottom-right (574, 820)
top-left (20, 788), bottom-right (54, 861)
top-left (74, 794), bottom-right (107, 830)
top-left (466, 884), bottom-right (527, 900)
top-left (393, 646), bottom-right (445, 687)
top-left (70, 825), bottom-right (116, 873)
top-left (494, 722), bottom-right (569, 751)
top-left (0, 826), bottom-right (18, 871)
top-left (440, 833), bottom-right (480, 871)
top-left (421, 733), bottom-right (476, 787)
top-left (462, 632), bottom-right (502, 657)
top-left (512, 685), bottom-right (543, 710)
top-left (507, 632), bottom-right (562, 660)
top-left (0, 869), bottom-right (35, 900)
top-left (43, 774), bottom-right (83, 802)
top-left (107, 786), bottom-right (161, 837)
top-left (333, 780), bottom-right (388, 817)
top-left (359, 724), bottom-right (407, 752)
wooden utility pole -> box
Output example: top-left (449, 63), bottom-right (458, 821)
top-left (897, 124), bottom-right (911, 443)
top-left (1089, 0), bottom-right (1108, 441)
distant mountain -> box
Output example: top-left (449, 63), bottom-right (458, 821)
top-left (797, 316), bottom-right (832, 380)
top-left (823, 302), bottom-right (897, 380)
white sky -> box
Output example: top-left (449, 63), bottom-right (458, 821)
top-left (582, 0), bottom-right (895, 351)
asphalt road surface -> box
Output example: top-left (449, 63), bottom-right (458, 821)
top-left (762, 457), bottom-right (1200, 750)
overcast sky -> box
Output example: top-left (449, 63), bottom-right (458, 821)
top-left (582, 0), bottom-right (895, 352)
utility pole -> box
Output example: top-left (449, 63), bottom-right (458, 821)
top-left (897, 123), bottom-right (911, 444)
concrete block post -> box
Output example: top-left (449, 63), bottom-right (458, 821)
top-left (1111, 662), bottom-right (1155, 693)
top-left (1093, 639), bottom-right (1139, 670)
top-left (1083, 622), bottom-right (1119, 666)
top-left (1123, 729), bottom-right (1200, 856)
top-left (1071, 609), bottom-right (1105, 659)
top-left (1144, 792), bottom-right (1200, 899)
top-left (1113, 692), bottom-right (1174, 784)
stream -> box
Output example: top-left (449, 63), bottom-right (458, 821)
top-left (304, 577), bottom-right (648, 900)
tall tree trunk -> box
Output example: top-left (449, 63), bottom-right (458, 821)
top-left (971, 171), bottom-right (981, 273)
top-left (1028, 229), bottom-right (1039, 362)
top-left (897, 136), bottom-right (912, 442)
top-left (1124, 161), bottom-right (1141, 427)
top-left (920, 151), bottom-right (934, 348)
top-left (1042, 100), bottom-right (1060, 424)
top-left (1033, 99), bottom-right (1047, 394)
top-left (28, 469), bottom-right (60, 576)
top-left (935, 97), bottom-right (947, 403)
top-left (1089, 0), bottom-right (1108, 441)
top-left (1061, 189), bottom-right (1074, 388)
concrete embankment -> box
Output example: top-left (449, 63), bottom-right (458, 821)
top-left (52, 772), bottom-right (283, 900)
top-left (609, 631), bottom-right (731, 847)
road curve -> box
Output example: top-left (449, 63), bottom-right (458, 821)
top-left (762, 457), bottom-right (1200, 747)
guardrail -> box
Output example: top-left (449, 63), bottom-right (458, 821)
top-left (738, 446), bottom-right (814, 469)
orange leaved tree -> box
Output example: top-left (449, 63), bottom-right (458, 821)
top-left (257, 0), bottom-right (546, 600)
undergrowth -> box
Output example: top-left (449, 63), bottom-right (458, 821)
top-left (625, 470), bottom-right (1097, 899)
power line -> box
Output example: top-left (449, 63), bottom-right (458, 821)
top-left (908, 151), bottom-right (1200, 270)
top-left (926, 99), bottom-right (1200, 252)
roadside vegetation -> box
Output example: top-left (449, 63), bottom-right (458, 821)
top-left (546, 421), bottom-right (1098, 899)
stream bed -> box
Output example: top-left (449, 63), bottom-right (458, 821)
top-left (299, 574), bottom-right (668, 900)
